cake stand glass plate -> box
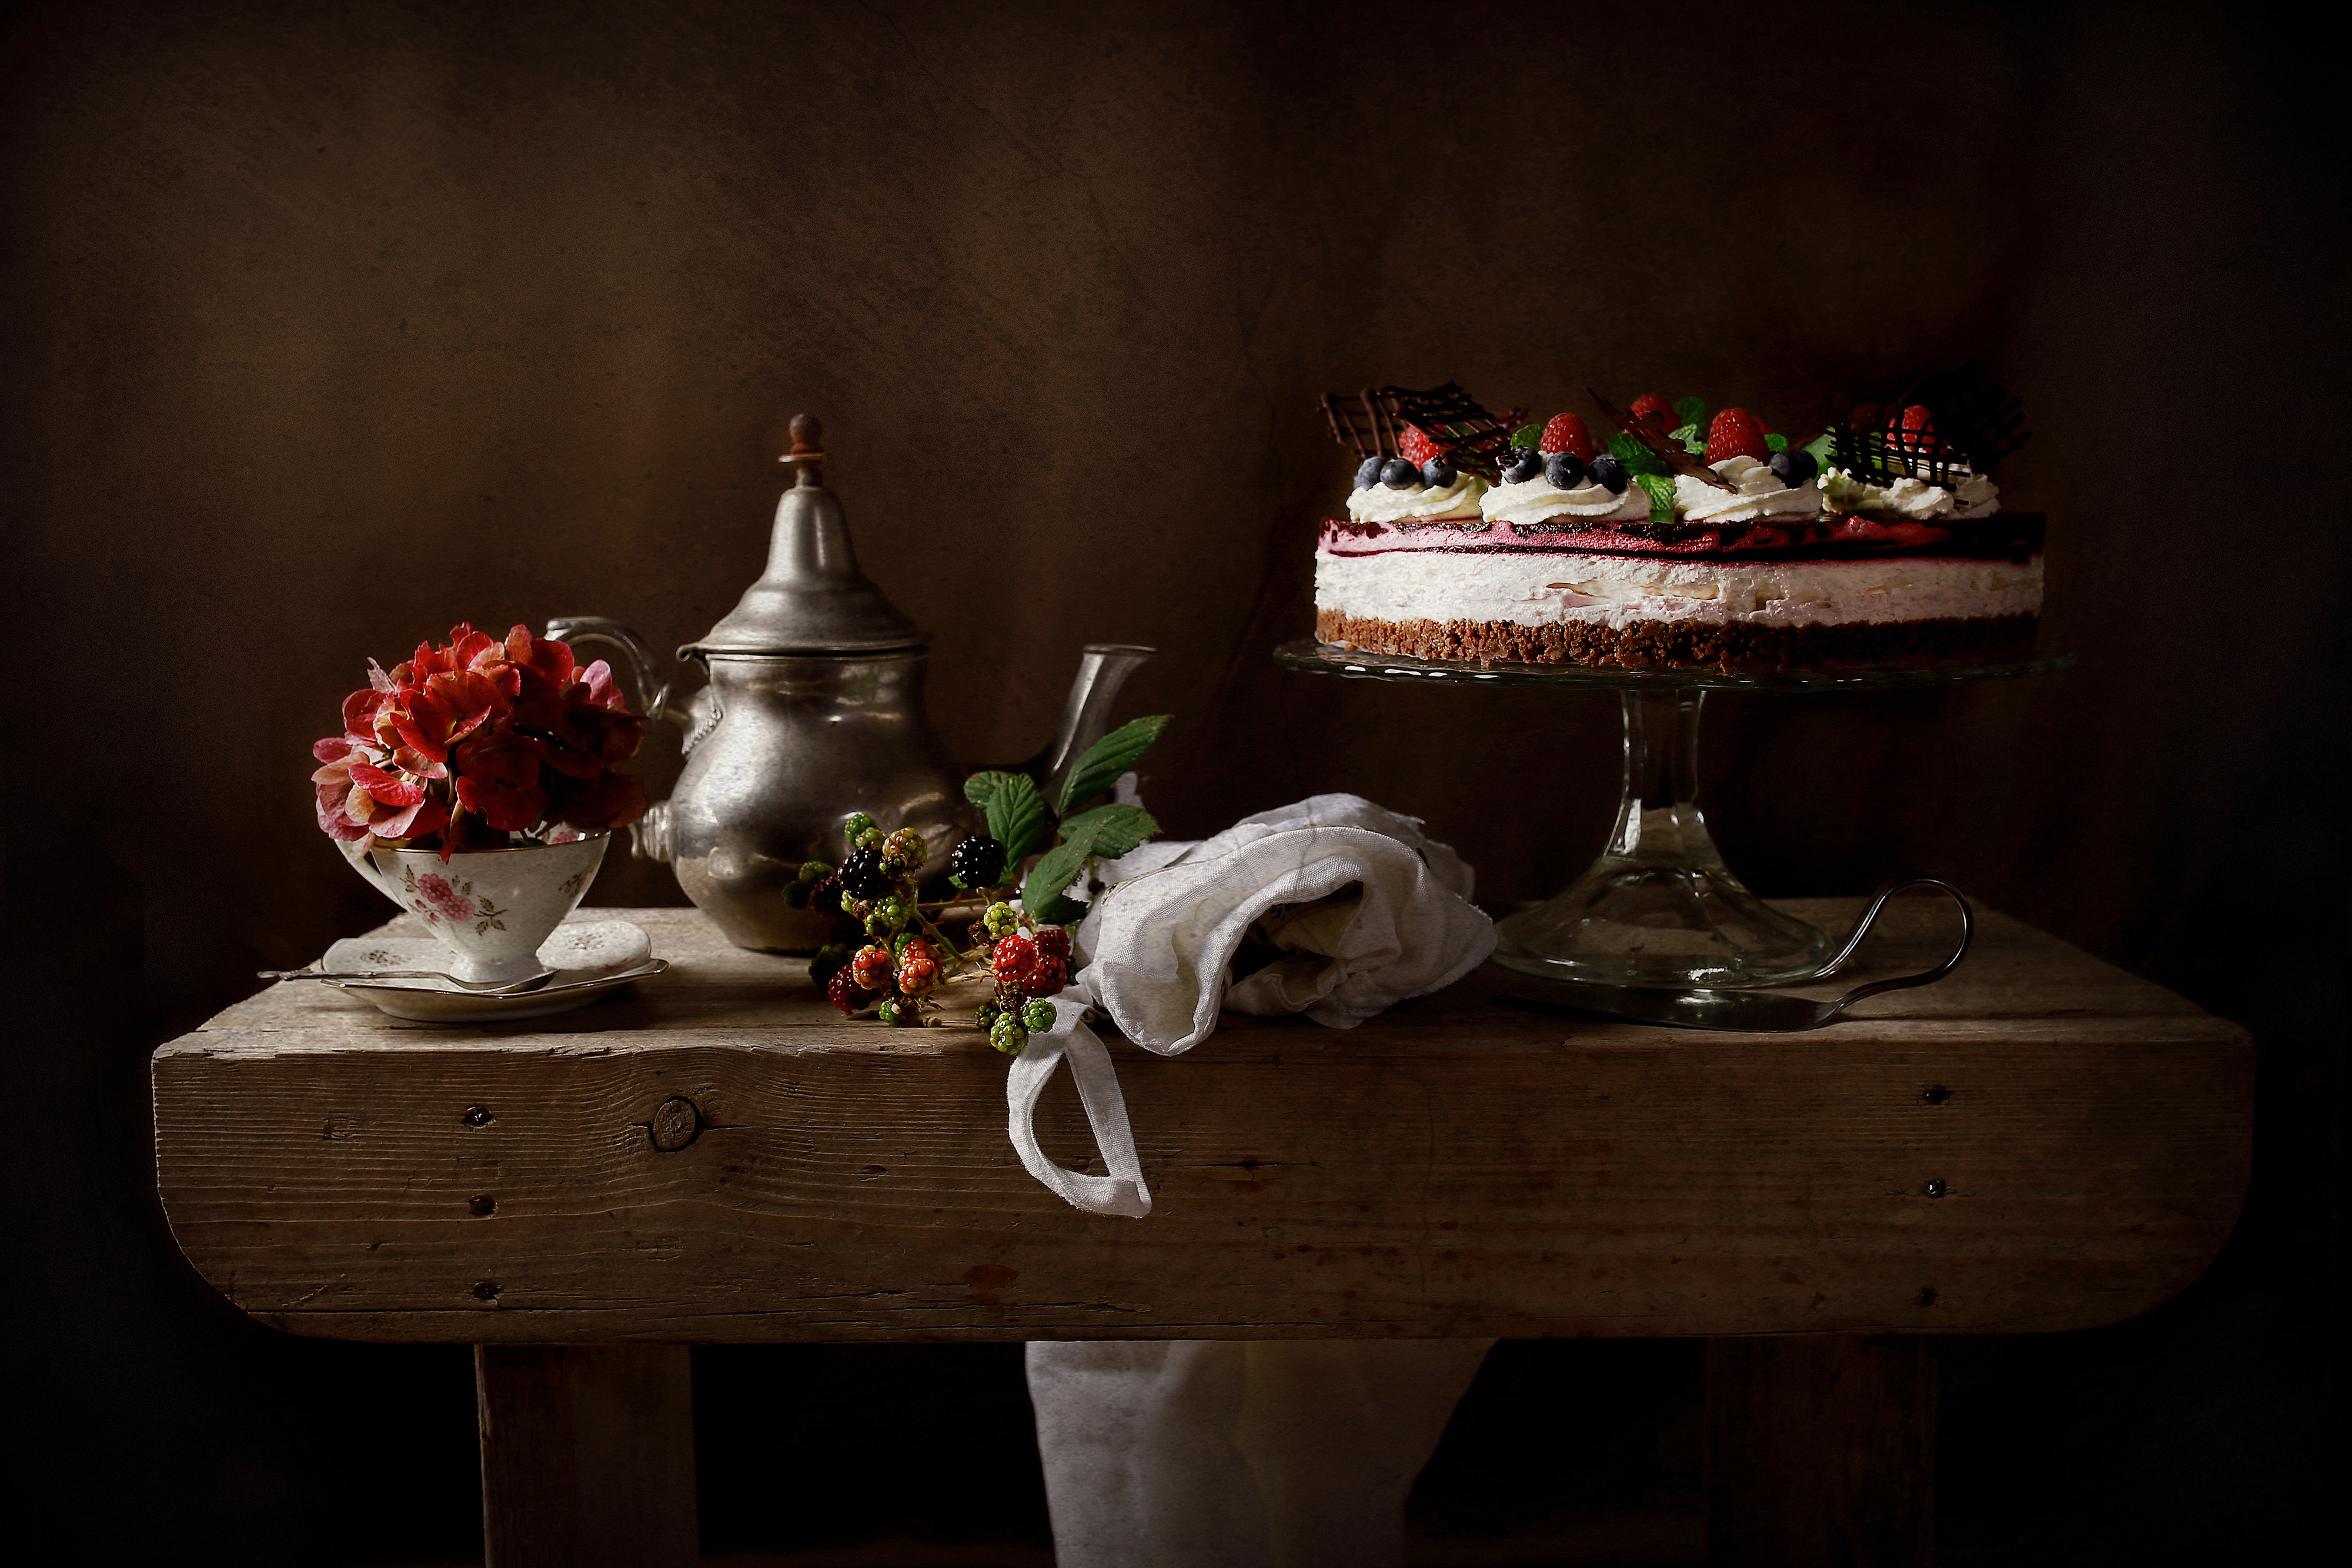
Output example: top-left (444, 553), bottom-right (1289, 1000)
top-left (1274, 638), bottom-right (2074, 987)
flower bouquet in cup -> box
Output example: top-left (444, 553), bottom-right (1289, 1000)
top-left (310, 623), bottom-right (648, 982)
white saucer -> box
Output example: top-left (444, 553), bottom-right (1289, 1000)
top-left (314, 919), bottom-right (663, 1023)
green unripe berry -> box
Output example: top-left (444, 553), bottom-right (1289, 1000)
top-left (876, 998), bottom-right (903, 1027)
top-left (855, 825), bottom-right (885, 851)
top-left (783, 881), bottom-right (809, 909)
top-left (878, 827), bottom-right (927, 874)
top-left (1020, 998), bottom-right (1057, 1032)
top-left (975, 999), bottom-right (1002, 1030)
top-left (843, 813), bottom-right (876, 844)
top-left (982, 902), bottom-right (1018, 938)
top-left (798, 860), bottom-right (834, 884)
top-left (988, 1014), bottom-right (1028, 1056)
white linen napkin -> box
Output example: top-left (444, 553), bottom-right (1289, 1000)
top-left (1025, 1337), bottom-right (1495, 1568)
top-left (1008, 794), bottom-right (1496, 1218)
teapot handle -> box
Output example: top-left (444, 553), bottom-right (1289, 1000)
top-left (545, 617), bottom-right (686, 728)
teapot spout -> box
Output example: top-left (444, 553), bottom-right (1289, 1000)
top-left (1021, 644), bottom-right (1157, 805)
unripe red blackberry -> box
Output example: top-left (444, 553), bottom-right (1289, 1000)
top-left (825, 967), bottom-right (868, 1015)
top-left (896, 938), bottom-right (940, 995)
top-left (1019, 955), bottom-right (1067, 998)
top-left (1033, 927), bottom-right (1071, 964)
top-left (990, 933), bottom-right (1038, 984)
top-left (849, 943), bottom-right (894, 991)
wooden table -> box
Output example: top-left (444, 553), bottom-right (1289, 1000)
top-left (153, 901), bottom-right (2251, 1567)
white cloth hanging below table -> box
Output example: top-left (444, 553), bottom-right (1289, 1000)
top-left (1026, 1338), bottom-right (1496, 1568)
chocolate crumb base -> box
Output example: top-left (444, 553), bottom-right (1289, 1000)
top-left (1312, 609), bottom-right (2039, 671)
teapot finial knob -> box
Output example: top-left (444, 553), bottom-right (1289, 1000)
top-left (782, 413), bottom-right (824, 487)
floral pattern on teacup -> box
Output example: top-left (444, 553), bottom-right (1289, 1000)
top-left (399, 865), bottom-right (509, 935)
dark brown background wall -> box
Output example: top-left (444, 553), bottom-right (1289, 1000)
top-left (4, 1), bottom-right (2340, 1563)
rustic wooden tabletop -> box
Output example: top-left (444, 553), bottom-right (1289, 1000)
top-left (151, 898), bottom-right (2252, 1567)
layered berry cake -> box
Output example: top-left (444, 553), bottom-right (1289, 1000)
top-left (1313, 379), bottom-right (2040, 670)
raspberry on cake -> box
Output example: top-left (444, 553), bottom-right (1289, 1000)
top-left (1313, 376), bottom-right (2043, 671)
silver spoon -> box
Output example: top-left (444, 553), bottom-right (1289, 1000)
top-left (1492, 878), bottom-right (1973, 1033)
top-left (258, 968), bottom-right (557, 995)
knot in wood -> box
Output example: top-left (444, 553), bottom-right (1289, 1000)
top-left (649, 1096), bottom-right (701, 1152)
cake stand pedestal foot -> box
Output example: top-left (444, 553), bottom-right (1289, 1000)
top-left (1494, 689), bottom-right (1830, 987)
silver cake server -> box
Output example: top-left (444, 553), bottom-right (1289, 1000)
top-left (1492, 878), bottom-right (1973, 1032)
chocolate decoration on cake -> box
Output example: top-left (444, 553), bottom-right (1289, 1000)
top-left (1826, 362), bottom-right (2030, 488)
top-left (1587, 389), bottom-right (1739, 492)
top-left (1320, 383), bottom-right (1529, 482)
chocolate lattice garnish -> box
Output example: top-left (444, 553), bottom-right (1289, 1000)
top-left (1586, 389), bottom-right (1737, 492)
top-left (1319, 383), bottom-right (1530, 482)
top-left (1826, 363), bottom-right (2029, 487)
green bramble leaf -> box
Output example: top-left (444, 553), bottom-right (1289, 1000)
top-left (1635, 473), bottom-right (1678, 524)
top-left (1022, 837), bottom-right (1094, 924)
top-left (1765, 432), bottom-right (1789, 453)
top-left (1057, 714), bottom-right (1171, 814)
top-left (1673, 396), bottom-right (1706, 430)
top-left (1512, 423), bottom-right (1543, 448)
top-left (1020, 803), bottom-right (1160, 924)
top-left (964, 770), bottom-right (1050, 863)
top-left (1668, 422), bottom-right (1704, 456)
top-left (1605, 433), bottom-right (1671, 476)
top-left (1057, 803), bottom-right (1160, 860)
top-left (1027, 892), bottom-right (1090, 927)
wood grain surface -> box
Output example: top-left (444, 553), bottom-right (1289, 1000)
top-left (152, 902), bottom-right (2250, 1343)
top-left (1707, 1335), bottom-right (1936, 1567)
top-left (475, 1344), bottom-right (697, 1568)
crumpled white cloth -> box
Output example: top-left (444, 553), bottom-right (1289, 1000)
top-left (1026, 1338), bottom-right (1496, 1568)
top-left (1006, 794), bottom-right (1496, 1218)
top-left (1015, 797), bottom-right (1499, 1567)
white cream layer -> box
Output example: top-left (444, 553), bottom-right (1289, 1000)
top-left (1314, 549), bottom-right (2043, 630)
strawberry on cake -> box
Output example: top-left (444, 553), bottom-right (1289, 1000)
top-left (1312, 377), bottom-right (2042, 670)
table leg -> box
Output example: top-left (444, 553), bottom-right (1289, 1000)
top-left (474, 1344), bottom-right (699, 1568)
top-left (1705, 1335), bottom-right (1935, 1567)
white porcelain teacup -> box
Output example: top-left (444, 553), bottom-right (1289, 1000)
top-left (338, 833), bottom-right (610, 984)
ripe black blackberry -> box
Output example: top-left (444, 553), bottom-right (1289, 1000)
top-left (838, 845), bottom-right (893, 900)
top-left (950, 834), bottom-right (1007, 889)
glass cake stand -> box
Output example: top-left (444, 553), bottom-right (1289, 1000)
top-left (1272, 638), bottom-right (2075, 987)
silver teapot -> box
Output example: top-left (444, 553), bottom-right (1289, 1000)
top-left (551, 415), bottom-right (1152, 952)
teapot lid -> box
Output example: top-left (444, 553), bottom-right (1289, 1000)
top-left (681, 415), bottom-right (928, 658)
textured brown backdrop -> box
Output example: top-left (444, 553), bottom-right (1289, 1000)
top-left (4, 1), bottom-right (2340, 1563)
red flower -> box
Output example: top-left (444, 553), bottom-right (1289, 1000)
top-left (545, 768), bottom-right (647, 832)
top-left (311, 621), bottom-right (646, 851)
top-left (390, 668), bottom-right (509, 764)
top-left (450, 731), bottom-right (549, 833)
